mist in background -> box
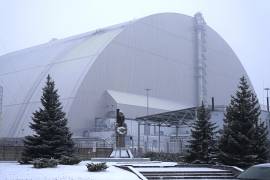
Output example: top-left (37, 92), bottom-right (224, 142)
top-left (0, 0), bottom-right (269, 105)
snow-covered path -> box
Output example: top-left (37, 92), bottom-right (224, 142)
top-left (0, 161), bottom-right (140, 180)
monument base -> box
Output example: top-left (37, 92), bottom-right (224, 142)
top-left (110, 148), bottom-right (134, 158)
top-left (91, 147), bottom-right (151, 162)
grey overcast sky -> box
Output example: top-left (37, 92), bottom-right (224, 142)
top-left (0, 0), bottom-right (269, 104)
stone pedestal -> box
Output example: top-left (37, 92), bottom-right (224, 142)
top-left (116, 133), bottom-right (125, 148)
top-left (110, 148), bottom-right (134, 158)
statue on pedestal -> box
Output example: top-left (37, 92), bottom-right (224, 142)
top-left (115, 110), bottom-right (127, 148)
top-left (110, 109), bottom-right (133, 158)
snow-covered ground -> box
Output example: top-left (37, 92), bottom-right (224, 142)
top-left (0, 160), bottom-right (233, 180)
top-left (0, 161), bottom-right (140, 180)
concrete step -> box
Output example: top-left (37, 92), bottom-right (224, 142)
top-left (145, 176), bottom-right (236, 179)
top-left (141, 172), bottom-right (233, 175)
top-left (141, 170), bottom-right (231, 173)
top-left (147, 178), bottom-right (237, 180)
top-left (133, 165), bottom-right (240, 180)
top-left (140, 170), bottom-right (236, 180)
top-left (143, 174), bottom-right (234, 178)
top-left (144, 175), bottom-right (235, 179)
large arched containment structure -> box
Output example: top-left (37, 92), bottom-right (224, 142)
top-left (0, 13), bottom-right (251, 138)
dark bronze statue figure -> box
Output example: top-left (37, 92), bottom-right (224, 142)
top-left (115, 109), bottom-right (127, 148)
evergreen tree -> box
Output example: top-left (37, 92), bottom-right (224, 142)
top-left (218, 76), bottom-right (269, 168)
top-left (185, 102), bottom-right (217, 164)
top-left (21, 75), bottom-right (75, 162)
top-left (253, 121), bottom-right (269, 164)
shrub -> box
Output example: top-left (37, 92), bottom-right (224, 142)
top-left (59, 155), bottom-right (81, 165)
top-left (33, 158), bottom-right (58, 168)
top-left (86, 162), bottom-right (108, 172)
top-left (18, 156), bottom-right (32, 165)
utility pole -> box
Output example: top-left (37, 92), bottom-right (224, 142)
top-left (145, 88), bottom-right (151, 115)
top-left (0, 86), bottom-right (3, 114)
top-left (145, 88), bottom-right (151, 152)
top-left (264, 88), bottom-right (270, 112)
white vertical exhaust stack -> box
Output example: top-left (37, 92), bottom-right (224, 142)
top-left (194, 12), bottom-right (207, 106)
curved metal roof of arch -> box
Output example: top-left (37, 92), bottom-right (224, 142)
top-left (0, 17), bottom-right (131, 137)
top-left (0, 13), bottom-right (251, 137)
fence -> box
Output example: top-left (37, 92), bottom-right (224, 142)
top-left (0, 145), bottom-right (113, 161)
top-left (0, 138), bottom-right (113, 161)
top-left (0, 135), bottom-right (188, 160)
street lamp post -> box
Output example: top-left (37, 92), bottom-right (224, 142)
top-left (145, 88), bottom-right (151, 115)
top-left (145, 88), bottom-right (151, 152)
top-left (264, 88), bottom-right (270, 112)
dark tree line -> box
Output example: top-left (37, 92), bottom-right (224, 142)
top-left (185, 76), bottom-right (269, 168)
top-left (20, 74), bottom-right (269, 168)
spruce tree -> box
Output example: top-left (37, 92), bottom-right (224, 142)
top-left (253, 121), bottom-right (269, 164)
top-left (185, 102), bottom-right (217, 164)
top-left (218, 76), bottom-right (269, 168)
top-left (21, 75), bottom-right (75, 162)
